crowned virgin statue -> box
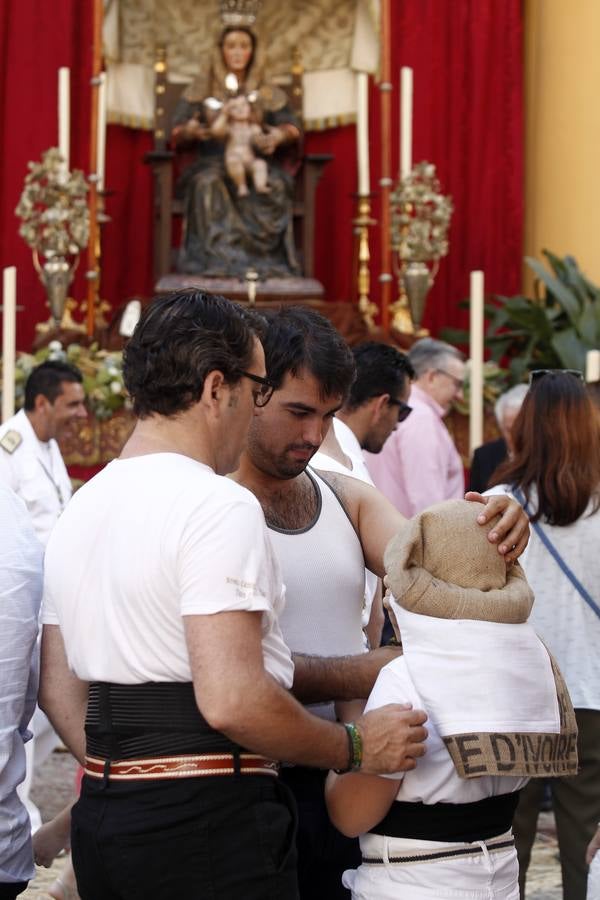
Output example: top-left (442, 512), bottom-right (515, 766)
top-left (171, 9), bottom-right (302, 278)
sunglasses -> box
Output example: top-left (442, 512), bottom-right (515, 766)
top-left (388, 398), bottom-right (413, 422)
top-left (529, 368), bottom-right (584, 385)
top-left (239, 371), bottom-right (275, 407)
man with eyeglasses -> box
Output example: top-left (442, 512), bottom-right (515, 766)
top-left (366, 337), bottom-right (466, 517)
top-left (37, 292), bottom-right (433, 900)
top-left (232, 310), bottom-right (530, 900)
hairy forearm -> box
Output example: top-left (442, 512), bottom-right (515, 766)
top-left (197, 671), bottom-right (349, 770)
top-left (291, 647), bottom-right (399, 703)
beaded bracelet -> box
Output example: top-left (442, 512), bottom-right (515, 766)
top-left (334, 722), bottom-right (363, 773)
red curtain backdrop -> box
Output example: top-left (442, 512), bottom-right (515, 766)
top-left (0, 0), bottom-right (522, 351)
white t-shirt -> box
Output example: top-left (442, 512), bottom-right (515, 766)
top-left (486, 485), bottom-right (600, 710)
top-left (42, 453), bottom-right (294, 688)
top-left (365, 657), bottom-right (527, 804)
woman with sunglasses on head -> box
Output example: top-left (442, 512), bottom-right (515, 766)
top-left (487, 369), bottom-right (600, 900)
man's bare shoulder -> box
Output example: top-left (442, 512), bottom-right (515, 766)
top-left (315, 465), bottom-right (406, 533)
top-left (314, 467), bottom-right (377, 513)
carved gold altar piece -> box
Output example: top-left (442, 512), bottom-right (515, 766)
top-left (389, 162), bottom-right (453, 335)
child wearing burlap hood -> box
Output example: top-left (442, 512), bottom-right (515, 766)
top-left (326, 499), bottom-right (577, 900)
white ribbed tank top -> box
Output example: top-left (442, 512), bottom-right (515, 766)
top-left (268, 467), bottom-right (367, 720)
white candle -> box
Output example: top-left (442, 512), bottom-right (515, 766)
top-left (96, 71), bottom-right (107, 191)
top-left (400, 66), bottom-right (413, 179)
top-left (469, 270), bottom-right (484, 455)
top-left (2, 267), bottom-right (16, 424)
top-left (58, 67), bottom-right (70, 171)
top-left (356, 72), bottom-right (370, 196)
top-left (585, 349), bottom-right (600, 383)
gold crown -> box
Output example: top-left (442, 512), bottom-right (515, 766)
top-left (219, 0), bottom-right (261, 27)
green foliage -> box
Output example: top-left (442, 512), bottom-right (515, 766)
top-left (440, 251), bottom-right (600, 386)
top-left (1, 341), bottom-right (129, 421)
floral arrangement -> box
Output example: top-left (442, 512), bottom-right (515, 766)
top-left (390, 162), bottom-right (453, 263)
top-left (15, 148), bottom-right (89, 258)
top-left (4, 342), bottom-right (129, 421)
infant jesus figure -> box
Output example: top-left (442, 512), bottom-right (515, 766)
top-left (211, 94), bottom-right (270, 197)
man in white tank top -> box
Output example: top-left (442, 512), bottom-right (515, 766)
top-left (313, 342), bottom-right (415, 649)
top-left (232, 308), bottom-right (532, 900)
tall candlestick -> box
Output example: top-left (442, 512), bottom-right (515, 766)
top-left (400, 66), bottom-right (413, 179)
top-left (379, 0), bottom-right (393, 333)
top-left (585, 349), bottom-right (600, 383)
top-left (469, 270), bottom-right (484, 455)
top-left (96, 71), bottom-right (107, 191)
top-left (58, 67), bottom-right (70, 171)
top-left (2, 267), bottom-right (16, 424)
top-left (356, 72), bottom-right (370, 196)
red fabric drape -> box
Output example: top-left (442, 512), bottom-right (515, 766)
top-left (0, 0), bottom-right (522, 350)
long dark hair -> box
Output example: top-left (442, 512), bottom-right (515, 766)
top-left (492, 371), bottom-right (600, 525)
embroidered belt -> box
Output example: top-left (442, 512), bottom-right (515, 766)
top-left (362, 836), bottom-right (515, 866)
top-left (84, 753), bottom-right (280, 781)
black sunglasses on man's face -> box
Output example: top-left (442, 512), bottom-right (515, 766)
top-left (388, 397), bottom-right (412, 422)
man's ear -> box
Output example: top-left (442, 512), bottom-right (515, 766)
top-left (34, 393), bottom-right (50, 414)
top-left (370, 393), bottom-right (390, 421)
top-left (202, 370), bottom-right (227, 407)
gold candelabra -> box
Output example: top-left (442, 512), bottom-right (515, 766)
top-left (353, 196), bottom-right (378, 330)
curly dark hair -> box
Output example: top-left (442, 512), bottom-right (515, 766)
top-left (260, 306), bottom-right (355, 400)
top-left (122, 290), bottom-right (260, 418)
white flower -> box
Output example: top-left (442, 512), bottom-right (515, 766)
top-left (110, 380), bottom-right (122, 395)
top-left (48, 340), bottom-right (63, 351)
top-left (107, 366), bottom-right (119, 377)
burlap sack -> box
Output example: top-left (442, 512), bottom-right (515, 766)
top-left (383, 499), bottom-right (578, 779)
top-left (384, 499), bottom-right (534, 623)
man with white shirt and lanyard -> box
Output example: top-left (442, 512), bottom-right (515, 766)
top-left (0, 361), bottom-right (87, 546)
top-left (312, 342), bottom-right (415, 648)
top-left (0, 360), bottom-right (87, 834)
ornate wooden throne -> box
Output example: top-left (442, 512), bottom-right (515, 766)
top-left (144, 46), bottom-right (332, 302)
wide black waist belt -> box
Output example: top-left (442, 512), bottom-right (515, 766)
top-left (369, 792), bottom-right (520, 843)
top-left (85, 681), bottom-right (245, 760)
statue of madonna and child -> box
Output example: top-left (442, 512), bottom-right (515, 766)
top-left (171, 26), bottom-right (302, 278)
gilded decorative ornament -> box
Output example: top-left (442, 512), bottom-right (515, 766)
top-left (389, 162), bottom-right (453, 334)
top-left (15, 148), bottom-right (89, 257)
top-left (15, 148), bottom-right (89, 328)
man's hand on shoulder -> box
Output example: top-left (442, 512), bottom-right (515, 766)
top-left (465, 491), bottom-right (529, 565)
top-left (357, 703), bottom-right (428, 774)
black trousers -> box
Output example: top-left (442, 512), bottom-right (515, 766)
top-left (280, 767), bottom-right (360, 899)
top-left (0, 885), bottom-right (28, 900)
top-left (71, 772), bottom-right (299, 900)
